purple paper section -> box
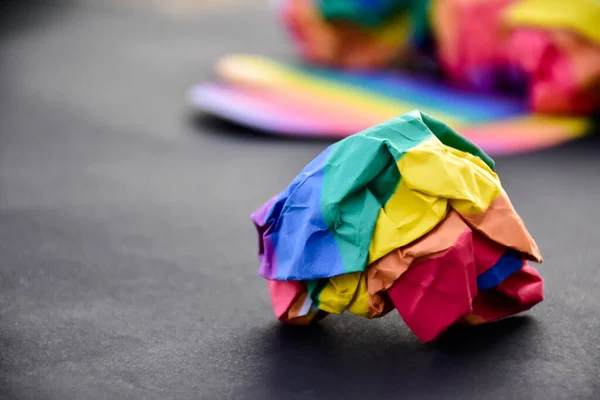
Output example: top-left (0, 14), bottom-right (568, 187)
top-left (251, 195), bottom-right (279, 278)
top-left (465, 66), bottom-right (529, 95)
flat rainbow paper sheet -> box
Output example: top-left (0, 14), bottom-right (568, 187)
top-left (189, 54), bottom-right (592, 155)
top-left (251, 111), bottom-right (544, 343)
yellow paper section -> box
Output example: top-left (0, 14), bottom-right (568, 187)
top-left (346, 275), bottom-right (372, 318)
top-left (317, 272), bottom-right (368, 316)
top-left (369, 179), bottom-right (448, 263)
top-left (369, 136), bottom-right (501, 264)
top-left (505, 0), bottom-right (600, 44)
top-left (317, 272), bottom-right (374, 318)
top-left (370, 12), bottom-right (411, 48)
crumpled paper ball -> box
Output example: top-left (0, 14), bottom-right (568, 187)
top-left (430, 0), bottom-right (600, 114)
top-left (251, 110), bottom-right (544, 343)
top-left (274, 0), bottom-right (431, 69)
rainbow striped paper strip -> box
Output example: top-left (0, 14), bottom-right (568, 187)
top-left (251, 111), bottom-right (545, 342)
top-left (213, 54), bottom-right (529, 124)
top-left (189, 54), bottom-right (591, 155)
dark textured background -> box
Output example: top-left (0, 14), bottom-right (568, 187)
top-left (1, 1), bottom-right (599, 399)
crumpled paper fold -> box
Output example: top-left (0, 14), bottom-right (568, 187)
top-left (251, 111), bottom-right (544, 342)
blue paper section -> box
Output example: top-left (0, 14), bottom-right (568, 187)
top-left (268, 147), bottom-right (345, 281)
top-left (477, 249), bottom-right (524, 291)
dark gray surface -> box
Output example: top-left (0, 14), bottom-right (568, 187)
top-left (1, 1), bottom-right (599, 399)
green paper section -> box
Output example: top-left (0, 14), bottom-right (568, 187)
top-left (319, 0), bottom-right (411, 27)
top-left (320, 112), bottom-right (434, 275)
top-left (318, 0), bottom-right (432, 40)
top-left (305, 279), bottom-right (329, 308)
